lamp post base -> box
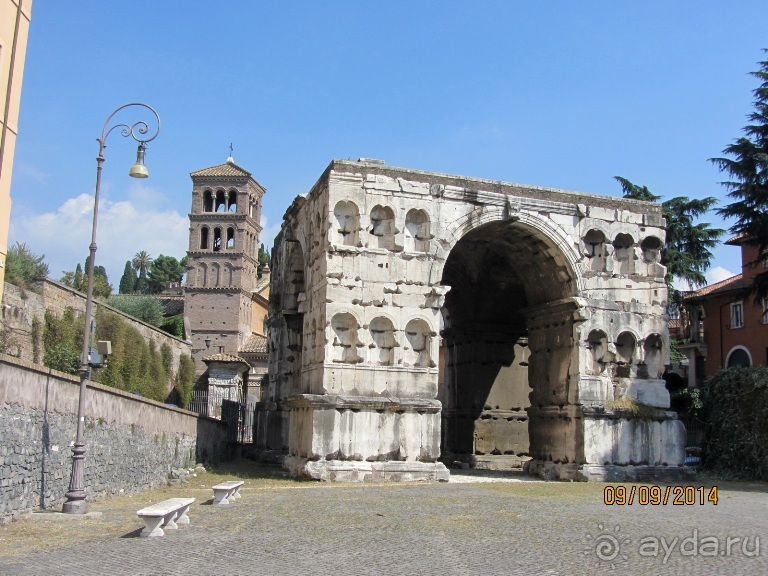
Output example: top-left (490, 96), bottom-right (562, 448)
top-left (61, 499), bottom-right (88, 514)
top-left (62, 441), bottom-right (88, 514)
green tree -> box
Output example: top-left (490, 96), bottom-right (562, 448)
top-left (106, 294), bottom-right (164, 326)
top-left (119, 261), bottom-right (136, 294)
top-left (147, 254), bottom-right (185, 293)
top-left (61, 261), bottom-right (112, 299)
top-left (711, 51), bottom-right (768, 256)
top-left (3, 242), bottom-right (49, 291)
top-left (42, 307), bottom-right (83, 374)
top-left (258, 243), bottom-right (270, 267)
top-left (132, 251), bottom-right (152, 293)
top-left (614, 177), bottom-right (724, 290)
top-left (174, 354), bottom-right (196, 408)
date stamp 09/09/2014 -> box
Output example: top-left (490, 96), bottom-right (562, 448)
top-left (604, 485), bottom-right (719, 506)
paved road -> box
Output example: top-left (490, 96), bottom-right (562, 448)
top-left (0, 471), bottom-right (766, 575)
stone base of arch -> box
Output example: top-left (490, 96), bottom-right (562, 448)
top-left (525, 407), bottom-right (690, 482)
top-left (284, 394), bottom-right (450, 482)
top-left (285, 458), bottom-right (450, 482)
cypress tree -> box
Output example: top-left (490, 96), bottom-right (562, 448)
top-left (119, 261), bottom-right (136, 294)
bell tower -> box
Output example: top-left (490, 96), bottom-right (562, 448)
top-left (184, 156), bottom-right (266, 373)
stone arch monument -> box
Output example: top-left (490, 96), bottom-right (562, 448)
top-left (259, 159), bottom-right (686, 482)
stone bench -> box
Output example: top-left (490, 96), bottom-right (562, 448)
top-left (136, 497), bottom-right (195, 538)
top-left (212, 480), bottom-right (244, 505)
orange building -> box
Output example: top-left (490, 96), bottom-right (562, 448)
top-left (682, 235), bottom-right (768, 386)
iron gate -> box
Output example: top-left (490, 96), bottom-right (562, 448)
top-left (222, 399), bottom-right (256, 443)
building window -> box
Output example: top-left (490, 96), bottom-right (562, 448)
top-left (763, 298), bottom-right (768, 324)
top-left (731, 301), bottom-right (744, 329)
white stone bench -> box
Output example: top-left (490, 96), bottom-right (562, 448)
top-left (136, 497), bottom-right (195, 538)
top-left (212, 480), bottom-right (244, 505)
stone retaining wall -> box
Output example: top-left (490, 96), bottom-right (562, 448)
top-left (0, 355), bottom-right (228, 522)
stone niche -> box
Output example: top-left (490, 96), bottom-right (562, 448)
top-left (262, 160), bottom-right (688, 482)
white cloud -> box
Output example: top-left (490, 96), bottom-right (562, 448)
top-left (259, 214), bottom-right (281, 253)
top-left (10, 192), bottom-right (188, 284)
top-left (671, 265), bottom-right (737, 292)
top-left (706, 266), bottom-right (736, 285)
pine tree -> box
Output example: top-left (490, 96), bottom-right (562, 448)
top-left (119, 261), bottom-right (136, 294)
top-left (711, 51), bottom-right (768, 257)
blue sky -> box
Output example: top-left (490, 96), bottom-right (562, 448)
top-left (8, 1), bottom-right (768, 287)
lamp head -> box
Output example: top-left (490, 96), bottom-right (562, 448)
top-left (129, 142), bottom-right (149, 178)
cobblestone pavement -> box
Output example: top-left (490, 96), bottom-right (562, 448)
top-left (0, 471), bottom-right (766, 575)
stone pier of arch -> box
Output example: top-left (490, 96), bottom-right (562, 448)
top-left (258, 159), bottom-right (688, 482)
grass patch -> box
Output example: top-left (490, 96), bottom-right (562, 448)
top-left (605, 396), bottom-right (659, 420)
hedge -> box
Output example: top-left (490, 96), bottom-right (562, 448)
top-left (701, 366), bottom-right (768, 480)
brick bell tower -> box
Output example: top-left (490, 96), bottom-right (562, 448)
top-left (184, 155), bottom-right (266, 376)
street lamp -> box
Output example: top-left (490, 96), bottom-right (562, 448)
top-left (62, 103), bottom-right (160, 514)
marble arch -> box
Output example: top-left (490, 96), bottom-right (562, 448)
top-left (261, 159), bottom-right (686, 482)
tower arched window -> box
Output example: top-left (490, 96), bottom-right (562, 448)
top-left (215, 190), bottom-right (226, 212)
top-left (226, 227), bottom-right (235, 249)
top-left (203, 190), bottom-right (214, 212)
top-left (213, 227), bottom-right (222, 251)
top-left (200, 227), bottom-right (209, 250)
top-left (228, 190), bottom-right (237, 212)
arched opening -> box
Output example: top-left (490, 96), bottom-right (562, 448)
top-left (369, 316), bottom-right (396, 366)
top-left (439, 219), bottom-right (579, 471)
top-left (200, 227), bottom-right (209, 250)
top-left (369, 205), bottom-right (396, 250)
top-left (404, 209), bottom-right (430, 252)
top-left (583, 229), bottom-right (606, 272)
top-left (228, 190), bottom-right (237, 212)
top-left (215, 190), bottom-right (226, 212)
top-left (333, 200), bottom-right (360, 246)
top-left (612, 233), bottom-right (634, 274)
top-left (726, 346), bottom-right (751, 368)
top-left (331, 313), bottom-right (362, 364)
top-left (640, 333), bottom-right (664, 379)
top-left (203, 190), bottom-right (214, 212)
top-left (640, 236), bottom-right (662, 262)
top-left (226, 227), bottom-right (235, 249)
top-left (405, 318), bottom-right (434, 367)
top-left (213, 228), bottom-right (222, 251)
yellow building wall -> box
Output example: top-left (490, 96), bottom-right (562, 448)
top-left (0, 0), bottom-right (33, 303)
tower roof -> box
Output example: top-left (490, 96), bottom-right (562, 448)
top-left (190, 160), bottom-right (252, 179)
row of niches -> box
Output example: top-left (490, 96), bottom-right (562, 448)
top-left (200, 188), bottom-right (259, 217)
top-left (191, 261), bottom-right (252, 288)
top-left (316, 313), bottom-right (436, 368)
top-left (585, 329), bottom-right (664, 379)
top-left (582, 230), bottom-right (663, 274)
top-left (333, 201), bottom-right (432, 252)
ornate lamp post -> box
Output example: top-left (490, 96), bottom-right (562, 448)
top-left (62, 103), bottom-right (160, 514)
